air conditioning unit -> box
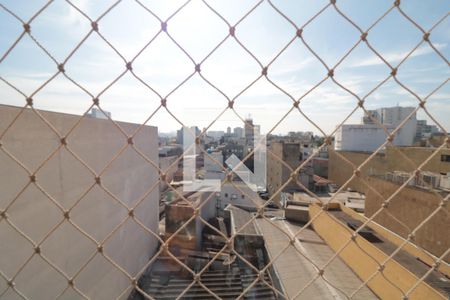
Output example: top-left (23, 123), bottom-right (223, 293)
top-left (390, 171), bottom-right (414, 186)
top-left (418, 172), bottom-right (440, 189)
top-left (439, 175), bottom-right (450, 190)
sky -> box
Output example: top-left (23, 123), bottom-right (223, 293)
top-left (0, 0), bottom-right (449, 136)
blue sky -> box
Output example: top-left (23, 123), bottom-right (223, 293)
top-left (0, 0), bottom-right (449, 135)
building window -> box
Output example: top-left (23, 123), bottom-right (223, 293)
top-left (441, 155), bottom-right (450, 162)
top-left (224, 193), bottom-right (228, 198)
top-left (241, 194), bottom-right (245, 199)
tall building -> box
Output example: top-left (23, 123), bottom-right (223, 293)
top-left (244, 117), bottom-right (254, 146)
top-left (244, 117), bottom-right (255, 159)
top-left (378, 106), bottom-right (417, 145)
top-left (233, 127), bottom-right (244, 138)
top-left (226, 126), bottom-right (231, 135)
top-left (176, 128), bottom-right (183, 144)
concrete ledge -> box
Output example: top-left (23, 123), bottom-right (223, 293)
top-left (309, 204), bottom-right (447, 300)
top-left (340, 203), bottom-right (450, 278)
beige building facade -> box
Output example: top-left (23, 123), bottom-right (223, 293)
top-left (364, 177), bottom-right (449, 262)
top-left (267, 142), bottom-right (313, 205)
top-left (328, 146), bottom-right (450, 194)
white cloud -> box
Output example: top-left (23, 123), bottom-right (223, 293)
top-left (349, 43), bottom-right (447, 67)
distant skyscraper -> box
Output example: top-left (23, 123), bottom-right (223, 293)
top-left (176, 128), bottom-right (183, 144)
top-left (227, 126), bottom-right (231, 135)
top-left (244, 117), bottom-right (254, 146)
top-left (233, 127), bottom-right (244, 138)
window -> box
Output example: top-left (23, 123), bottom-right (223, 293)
top-left (441, 155), bottom-right (450, 162)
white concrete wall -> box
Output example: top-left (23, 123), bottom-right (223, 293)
top-left (335, 123), bottom-right (416, 152)
top-left (336, 107), bottom-right (417, 152)
top-left (0, 105), bottom-right (159, 300)
top-left (378, 106), bottom-right (417, 146)
top-left (335, 125), bottom-right (389, 152)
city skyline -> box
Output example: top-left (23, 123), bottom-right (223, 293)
top-left (160, 104), bottom-right (442, 138)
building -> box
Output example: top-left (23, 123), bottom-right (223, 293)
top-left (207, 130), bottom-right (225, 140)
top-left (233, 126), bottom-right (244, 138)
top-left (86, 107), bottom-right (111, 119)
top-left (244, 117), bottom-right (254, 147)
top-left (158, 145), bottom-right (183, 157)
top-left (253, 124), bottom-right (261, 137)
top-left (376, 106), bottom-right (417, 145)
top-left (336, 106), bottom-right (417, 152)
top-left (0, 105), bottom-right (159, 300)
top-left (364, 176), bottom-right (449, 262)
top-left (164, 191), bottom-right (216, 250)
top-left (159, 145), bottom-right (182, 191)
top-left (287, 131), bottom-right (314, 140)
top-left (226, 126), bottom-right (231, 135)
top-left (266, 142), bottom-right (313, 205)
top-left (204, 150), bottom-right (224, 173)
top-left (416, 120), bottom-right (439, 141)
top-left (362, 109), bottom-right (380, 124)
top-left (215, 182), bottom-right (265, 213)
top-left (177, 126), bottom-right (200, 144)
top-left (140, 192), bottom-right (278, 300)
top-left (313, 157), bottom-right (329, 178)
top-left (335, 124), bottom-right (396, 152)
top-left (222, 140), bottom-right (245, 162)
top-left (159, 155), bottom-right (179, 191)
top-left (328, 146), bottom-right (450, 194)
top-left (204, 150), bottom-right (225, 180)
